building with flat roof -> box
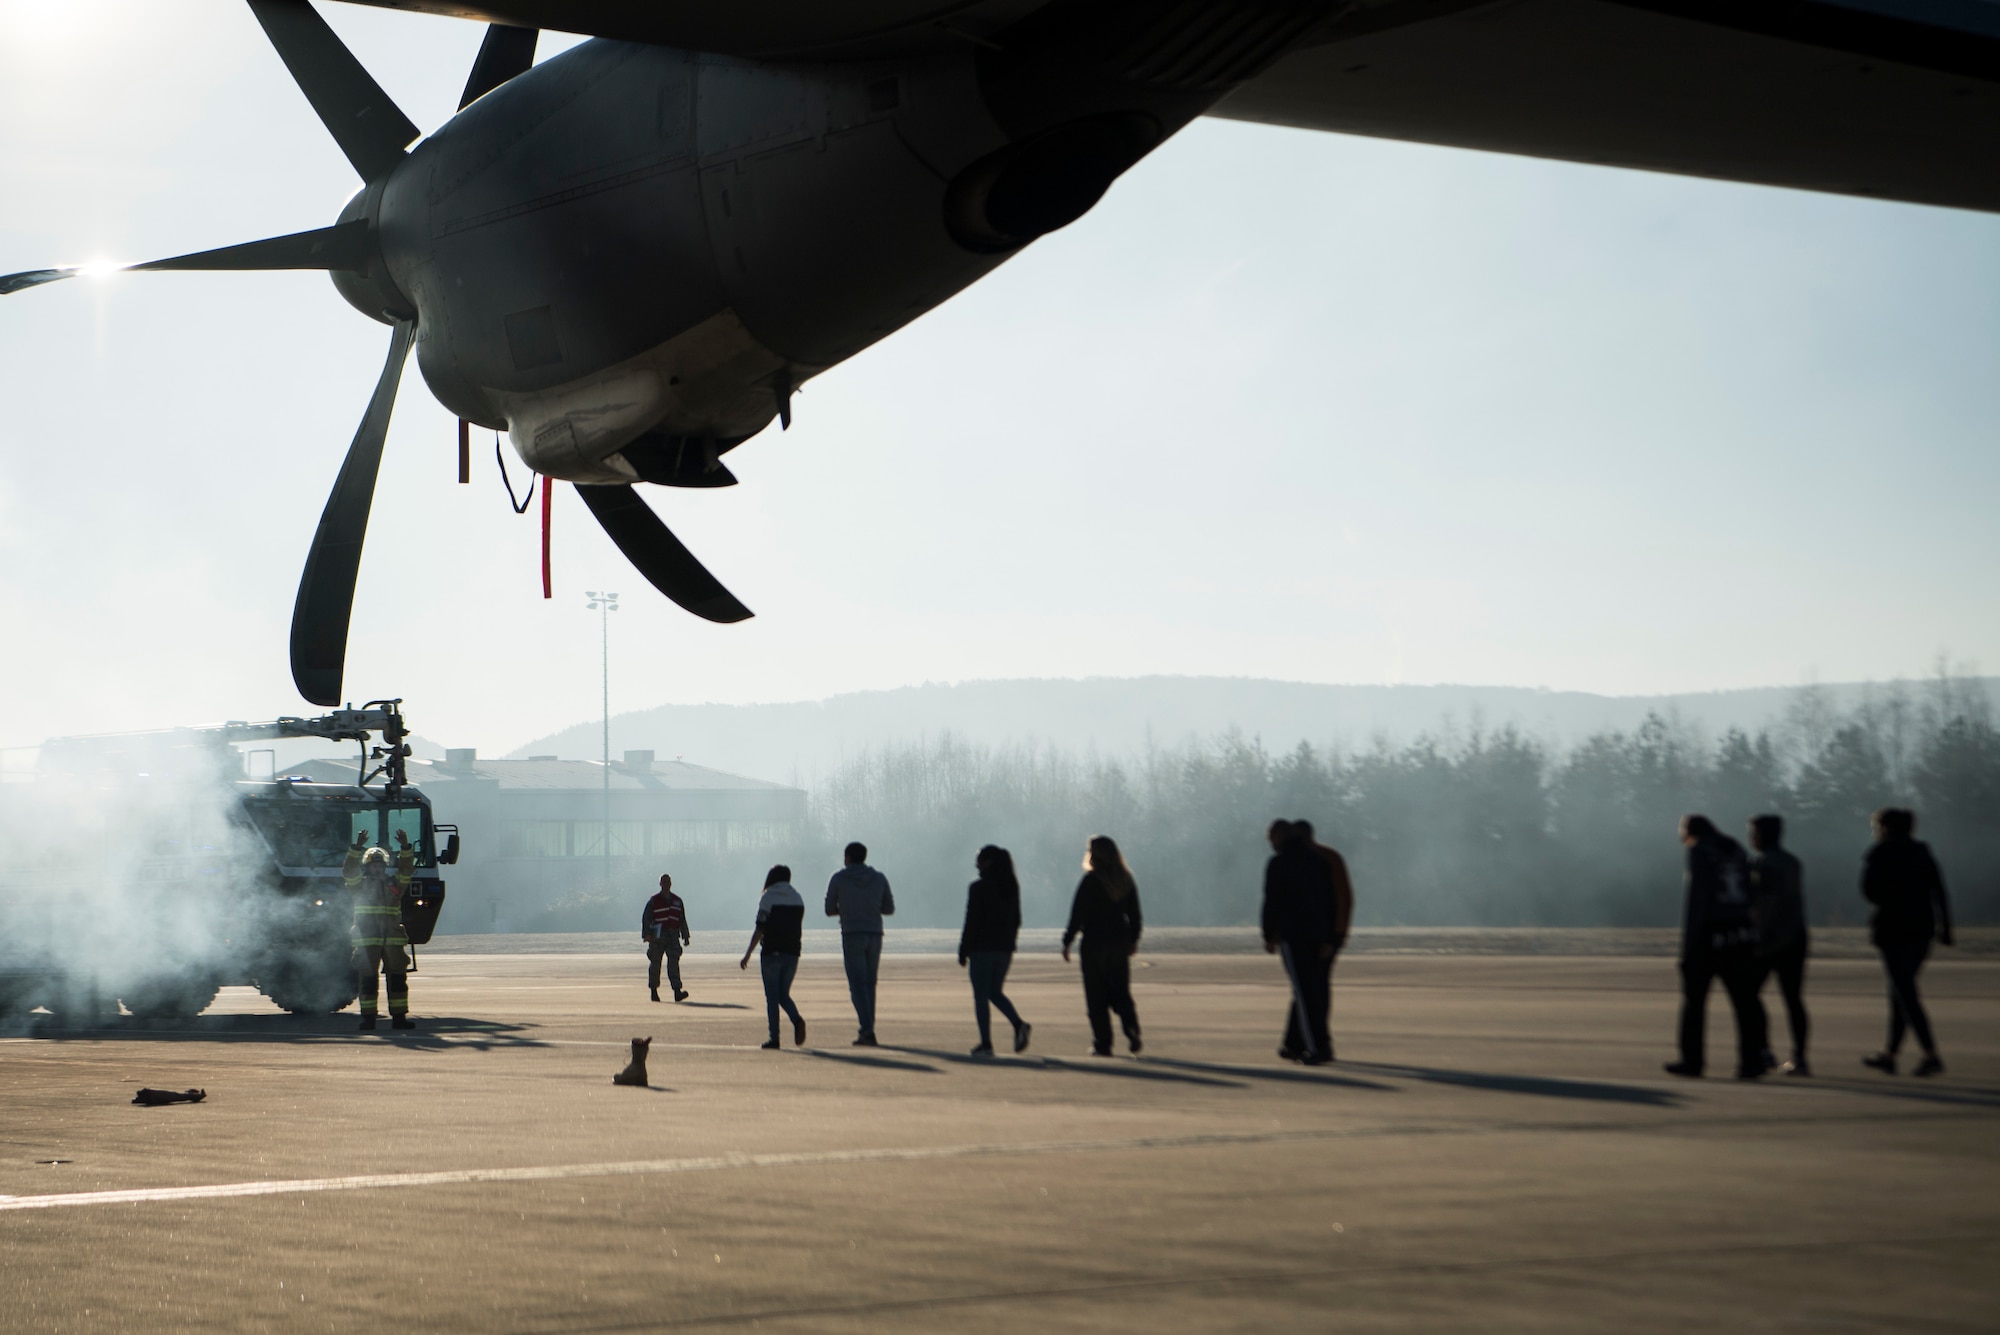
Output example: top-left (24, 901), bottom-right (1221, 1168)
top-left (294, 748), bottom-right (806, 932)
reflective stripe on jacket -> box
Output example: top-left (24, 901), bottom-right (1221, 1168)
top-left (351, 860), bottom-right (408, 948)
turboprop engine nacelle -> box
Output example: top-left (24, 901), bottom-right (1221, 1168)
top-left (360, 36), bottom-right (1205, 485)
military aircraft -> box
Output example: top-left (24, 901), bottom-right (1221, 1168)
top-left (4, 0), bottom-right (1995, 705)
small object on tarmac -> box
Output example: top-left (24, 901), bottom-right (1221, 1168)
top-left (612, 1036), bottom-right (652, 1086)
top-left (133, 1088), bottom-right (206, 1106)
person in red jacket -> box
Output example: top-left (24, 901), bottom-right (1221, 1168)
top-left (641, 874), bottom-right (691, 1002)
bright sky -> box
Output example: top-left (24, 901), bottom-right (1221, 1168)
top-left (1, 0), bottom-right (1996, 754)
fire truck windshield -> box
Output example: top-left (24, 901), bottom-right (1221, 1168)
top-left (249, 803), bottom-right (354, 870)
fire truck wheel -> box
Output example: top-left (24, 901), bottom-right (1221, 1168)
top-left (257, 960), bottom-right (358, 1016)
top-left (121, 977), bottom-right (221, 1021)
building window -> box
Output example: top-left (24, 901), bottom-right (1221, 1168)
top-left (573, 821), bottom-right (645, 858)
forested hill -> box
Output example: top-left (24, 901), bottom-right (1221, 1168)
top-left (508, 675), bottom-right (2000, 784)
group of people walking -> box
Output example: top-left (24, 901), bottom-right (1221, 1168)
top-left (637, 831), bottom-right (1347, 1062)
top-left (1671, 807), bottom-right (1955, 1080)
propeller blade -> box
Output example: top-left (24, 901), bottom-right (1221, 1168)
top-left (574, 484), bottom-right (754, 624)
top-left (0, 269), bottom-right (78, 296)
top-left (1, 221), bottom-right (372, 299)
top-left (290, 320), bottom-right (415, 706)
top-left (459, 24), bottom-right (539, 110)
top-left (1, 221), bottom-right (373, 298)
top-left (246, 0), bottom-right (418, 182)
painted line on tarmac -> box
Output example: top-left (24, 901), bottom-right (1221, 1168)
top-left (0, 1128), bottom-right (1343, 1212)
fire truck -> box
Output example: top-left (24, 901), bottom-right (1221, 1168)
top-left (0, 701), bottom-right (455, 1024)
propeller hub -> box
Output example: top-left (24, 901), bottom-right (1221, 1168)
top-left (328, 183), bottom-right (414, 326)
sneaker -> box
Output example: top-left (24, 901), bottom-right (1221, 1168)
top-left (1761, 1049), bottom-right (1779, 1072)
top-left (793, 1016), bottom-right (807, 1047)
top-left (1089, 1047), bottom-right (1113, 1058)
top-left (1302, 1055), bottom-right (1333, 1067)
top-left (1013, 1021), bottom-right (1032, 1055)
top-left (674, 990), bottom-right (689, 1002)
top-left (1913, 1053), bottom-right (1945, 1078)
top-left (1662, 1061), bottom-right (1701, 1078)
top-left (1781, 1057), bottom-right (1812, 1077)
top-left (853, 1033), bottom-right (878, 1047)
top-left (1128, 1036), bottom-right (1143, 1056)
top-left (391, 1016), bottom-right (415, 1030)
top-left (1861, 1051), bottom-right (1898, 1075)
top-left (650, 988), bottom-right (661, 1003)
top-left (1734, 1066), bottom-right (1765, 1080)
top-left (970, 1044), bottom-right (995, 1058)
top-left (1278, 1046), bottom-right (1304, 1064)
top-left (760, 1039), bottom-right (781, 1050)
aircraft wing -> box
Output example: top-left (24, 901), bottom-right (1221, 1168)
top-left (1211, 0), bottom-right (2000, 213)
top-left (327, 0), bottom-right (2000, 212)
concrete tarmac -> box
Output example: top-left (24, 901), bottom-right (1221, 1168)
top-left (2, 948), bottom-right (1995, 1332)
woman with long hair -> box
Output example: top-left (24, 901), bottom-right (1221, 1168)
top-left (958, 845), bottom-right (1031, 1056)
top-left (1061, 835), bottom-right (1144, 1056)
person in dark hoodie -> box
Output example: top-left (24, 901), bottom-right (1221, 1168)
top-left (1860, 807), bottom-right (1953, 1077)
top-left (1262, 820), bottom-right (1340, 1065)
top-left (1665, 814), bottom-right (1768, 1079)
top-left (1062, 835), bottom-right (1143, 1057)
top-left (1748, 815), bottom-right (1809, 1075)
top-left (958, 845), bottom-right (1031, 1057)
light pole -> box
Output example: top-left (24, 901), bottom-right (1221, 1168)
top-left (585, 590), bottom-right (618, 896)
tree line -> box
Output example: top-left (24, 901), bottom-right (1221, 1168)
top-left (802, 672), bottom-right (1999, 930)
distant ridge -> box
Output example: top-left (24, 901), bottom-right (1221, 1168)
top-left (501, 675), bottom-right (2000, 786)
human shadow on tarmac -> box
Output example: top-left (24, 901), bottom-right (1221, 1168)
top-left (1792, 1076), bottom-right (2000, 1111)
top-left (21, 1013), bottom-right (548, 1051)
top-left (1135, 1056), bottom-right (1393, 1091)
top-left (673, 1001), bottom-right (750, 1010)
top-left (1341, 1060), bottom-right (1680, 1106)
top-left (890, 1046), bottom-right (1245, 1088)
top-left (802, 1049), bottom-right (941, 1074)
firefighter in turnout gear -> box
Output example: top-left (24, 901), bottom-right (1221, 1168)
top-left (392, 828), bottom-right (417, 894)
top-left (392, 828), bottom-right (419, 973)
top-left (352, 846), bottom-right (414, 1031)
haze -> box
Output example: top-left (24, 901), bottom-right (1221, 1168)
top-left (2, 0), bottom-right (1997, 754)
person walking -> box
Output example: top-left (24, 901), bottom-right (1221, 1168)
top-left (1748, 815), bottom-right (1810, 1076)
top-left (741, 865), bottom-right (807, 1050)
top-left (1860, 807), bottom-right (1953, 1077)
top-left (1061, 835), bottom-right (1143, 1057)
top-left (351, 846), bottom-right (414, 1032)
top-left (824, 842), bottom-right (895, 1046)
top-left (1293, 818), bottom-right (1355, 1059)
top-left (958, 845), bottom-right (1030, 1057)
top-left (1665, 814), bottom-right (1767, 1078)
top-left (1262, 820), bottom-right (1340, 1065)
top-left (641, 873), bottom-right (691, 1002)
